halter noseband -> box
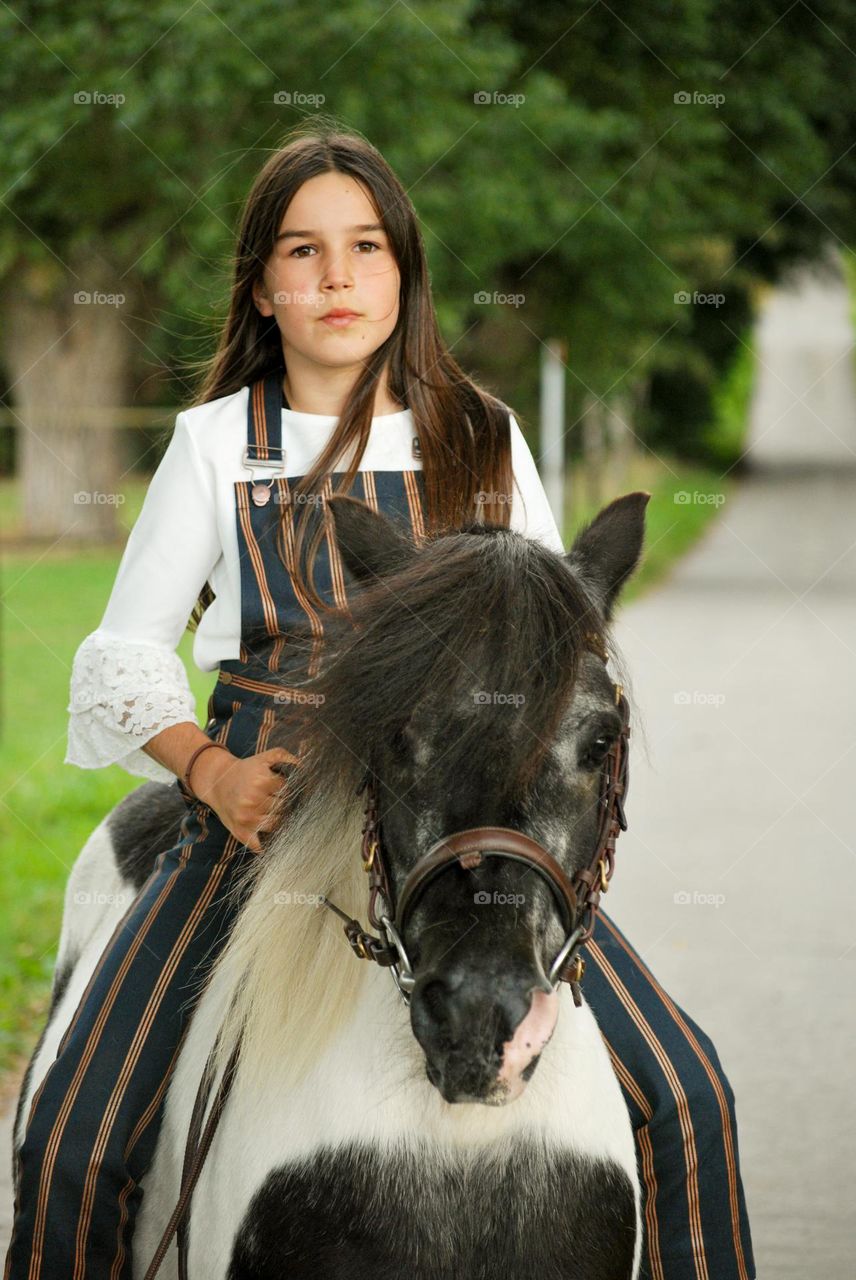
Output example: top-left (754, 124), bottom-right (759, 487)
top-left (320, 639), bottom-right (630, 1009)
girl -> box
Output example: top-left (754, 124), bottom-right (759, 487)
top-left (5, 124), bottom-right (755, 1279)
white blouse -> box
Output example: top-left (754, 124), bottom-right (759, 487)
top-left (65, 384), bottom-right (564, 785)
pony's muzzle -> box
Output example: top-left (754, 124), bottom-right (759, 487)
top-left (410, 964), bottom-right (559, 1104)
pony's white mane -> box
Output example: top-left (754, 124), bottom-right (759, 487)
top-left (207, 771), bottom-right (371, 1099)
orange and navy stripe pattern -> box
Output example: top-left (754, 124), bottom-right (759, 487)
top-left (585, 911), bottom-right (755, 1280)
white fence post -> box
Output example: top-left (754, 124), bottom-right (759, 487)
top-left (540, 339), bottom-right (566, 541)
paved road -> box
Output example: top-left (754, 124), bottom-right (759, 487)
top-left (2, 249), bottom-right (854, 1274)
top-left (602, 247), bottom-right (856, 1277)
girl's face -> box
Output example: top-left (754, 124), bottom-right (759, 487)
top-left (253, 171), bottom-right (401, 374)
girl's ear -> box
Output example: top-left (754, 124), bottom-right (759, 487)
top-left (253, 278), bottom-right (273, 317)
top-left (325, 495), bottom-right (417, 584)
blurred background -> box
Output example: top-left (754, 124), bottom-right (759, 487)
top-left (1, 2), bottom-right (855, 1274)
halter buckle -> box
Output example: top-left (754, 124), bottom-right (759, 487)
top-left (351, 932), bottom-right (372, 961)
top-left (363, 838), bottom-right (378, 872)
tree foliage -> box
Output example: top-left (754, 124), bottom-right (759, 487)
top-left (2, 0), bottom-right (854, 462)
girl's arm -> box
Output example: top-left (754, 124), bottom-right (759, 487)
top-left (65, 411), bottom-right (221, 785)
top-left (507, 412), bottom-right (565, 553)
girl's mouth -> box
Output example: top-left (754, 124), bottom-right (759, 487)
top-left (321, 312), bottom-right (361, 328)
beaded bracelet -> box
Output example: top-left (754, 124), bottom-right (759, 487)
top-left (182, 741), bottom-right (231, 802)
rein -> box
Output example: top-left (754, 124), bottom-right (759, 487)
top-left (143, 642), bottom-right (630, 1278)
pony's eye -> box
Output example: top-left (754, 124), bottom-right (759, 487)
top-left (580, 734), bottom-right (614, 771)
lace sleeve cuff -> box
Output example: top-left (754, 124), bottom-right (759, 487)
top-left (65, 631), bottom-right (198, 785)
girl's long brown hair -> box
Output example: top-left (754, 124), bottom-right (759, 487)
top-left (183, 119), bottom-right (514, 630)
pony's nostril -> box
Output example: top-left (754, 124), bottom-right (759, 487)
top-left (419, 977), bottom-right (450, 1024)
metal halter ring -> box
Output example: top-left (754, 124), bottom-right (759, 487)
top-left (547, 923), bottom-right (587, 989)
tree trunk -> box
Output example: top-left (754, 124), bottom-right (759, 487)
top-left (1, 253), bottom-right (134, 542)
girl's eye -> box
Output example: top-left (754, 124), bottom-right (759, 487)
top-left (289, 240), bottom-right (382, 258)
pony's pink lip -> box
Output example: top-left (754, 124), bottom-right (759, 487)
top-left (497, 987), bottom-right (559, 1089)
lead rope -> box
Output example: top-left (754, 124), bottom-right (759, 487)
top-left (141, 1034), bottom-right (242, 1280)
top-left (175, 1030), bottom-right (228, 1280)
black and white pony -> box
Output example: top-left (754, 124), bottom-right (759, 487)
top-left (14, 491), bottom-right (650, 1279)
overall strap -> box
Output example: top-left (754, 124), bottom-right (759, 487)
top-left (246, 368), bottom-right (286, 463)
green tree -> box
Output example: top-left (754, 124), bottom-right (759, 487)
top-left (469, 0), bottom-right (856, 458)
top-left (2, 0), bottom-right (855, 541)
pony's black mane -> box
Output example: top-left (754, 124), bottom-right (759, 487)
top-left (277, 523), bottom-right (607, 799)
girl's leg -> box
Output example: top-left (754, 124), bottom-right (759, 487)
top-left (3, 801), bottom-right (253, 1280)
top-left (583, 910), bottom-right (756, 1280)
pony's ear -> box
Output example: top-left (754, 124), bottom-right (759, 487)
top-left (325, 494), bottom-right (418, 585)
top-left (565, 491), bottom-right (650, 622)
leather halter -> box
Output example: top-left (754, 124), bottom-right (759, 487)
top-left (320, 641), bottom-right (630, 1009)
top-left (142, 637), bottom-right (630, 1278)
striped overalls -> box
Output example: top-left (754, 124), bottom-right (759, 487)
top-left (5, 372), bottom-right (756, 1279)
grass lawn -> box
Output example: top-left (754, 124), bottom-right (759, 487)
top-left (0, 449), bottom-right (734, 1077)
top-left (0, 518), bottom-right (216, 1077)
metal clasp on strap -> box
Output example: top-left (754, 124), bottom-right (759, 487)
top-left (242, 444), bottom-right (287, 506)
top-left (241, 443), bottom-right (287, 474)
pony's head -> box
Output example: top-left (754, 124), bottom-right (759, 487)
top-left (209, 491), bottom-right (648, 1107)
top-left (306, 491), bottom-right (649, 1104)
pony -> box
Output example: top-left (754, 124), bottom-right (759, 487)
top-left (12, 490), bottom-right (650, 1279)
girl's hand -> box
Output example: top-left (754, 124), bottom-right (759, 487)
top-left (189, 746), bottom-right (297, 854)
